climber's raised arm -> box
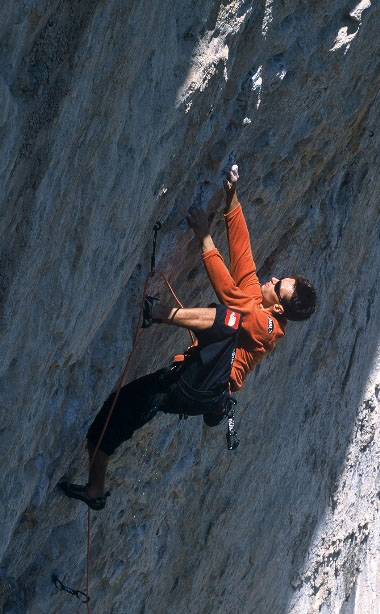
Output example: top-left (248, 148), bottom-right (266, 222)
top-left (187, 205), bottom-right (253, 313)
top-left (222, 166), bottom-right (262, 301)
top-left (186, 206), bottom-right (215, 254)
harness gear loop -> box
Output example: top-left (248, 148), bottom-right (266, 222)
top-left (151, 221), bottom-right (162, 273)
top-left (52, 574), bottom-right (90, 604)
top-left (225, 397), bottom-right (239, 450)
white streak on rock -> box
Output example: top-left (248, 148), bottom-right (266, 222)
top-left (331, 1), bottom-right (371, 53)
top-left (330, 26), bottom-right (359, 53)
top-left (350, 0), bottom-right (372, 23)
top-left (176, 3), bottom-right (252, 107)
top-left (262, 0), bottom-right (273, 38)
top-left (251, 66), bottom-right (263, 108)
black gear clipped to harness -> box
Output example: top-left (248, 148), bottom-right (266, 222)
top-left (52, 574), bottom-right (90, 604)
top-left (151, 221), bottom-right (162, 273)
top-left (226, 397), bottom-right (239, 450)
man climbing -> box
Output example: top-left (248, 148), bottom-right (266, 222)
top-left (60, 165), bottom-right (316, 510)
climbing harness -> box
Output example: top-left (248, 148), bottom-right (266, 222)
top-left (226, 397), bottom-right (239, 450)
top-left (52, 574), bottom-right (89, 603)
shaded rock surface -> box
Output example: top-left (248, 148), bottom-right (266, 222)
top-left (1, 1), bottom-right (380, 613)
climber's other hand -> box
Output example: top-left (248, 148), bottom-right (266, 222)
top-left (187, 206), bottom-right (210, 240)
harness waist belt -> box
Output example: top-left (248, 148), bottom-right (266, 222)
top-left (178, 376), bottom-right (227, 404)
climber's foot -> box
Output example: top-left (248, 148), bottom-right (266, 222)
top-left (58, 482), bottom-right (110, 511)
top-left (142, 296), bottom-right (162, 328)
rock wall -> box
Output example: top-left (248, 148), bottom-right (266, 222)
top-left (1, 1), bottom-right (380, 613)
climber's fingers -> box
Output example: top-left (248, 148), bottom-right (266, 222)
top-left (187, 206), bottom-right (210, 239)
top-left (223, 164), bottom-right (239, 193)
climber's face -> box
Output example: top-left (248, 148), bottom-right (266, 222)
top-left (261, 277), bottom-right (295, 310)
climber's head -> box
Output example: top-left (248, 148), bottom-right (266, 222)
top-left (261, 276), bottom-right (317, 321)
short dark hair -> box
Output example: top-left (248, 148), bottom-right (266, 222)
top-left (281, 276), bottom-right (317, 321)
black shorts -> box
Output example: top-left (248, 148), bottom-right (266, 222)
top-left (87, 304), bottom-right (242, 455)
top-left (86, 368), bottom-right (172, 455)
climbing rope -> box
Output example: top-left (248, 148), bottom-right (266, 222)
top-left (57, 221), bottom-right (235, 610)
top-left (83, 222), bottom-right (195, 611)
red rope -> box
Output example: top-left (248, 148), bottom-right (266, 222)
top-left (85, 269), bottom-right (193, 612)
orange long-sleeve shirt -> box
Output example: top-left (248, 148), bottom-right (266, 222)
top-left (202, 203), bottom-right (286, 391)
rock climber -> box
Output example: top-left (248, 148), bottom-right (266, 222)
top-left (60, 165), bottom-right (317, 510)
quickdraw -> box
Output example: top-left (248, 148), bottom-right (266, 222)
top-left (225, 397), bottom-right (239, 450)
top-left (151, 221), bottom-right (162, 273)
top-left (52, 574), bottom-right (89, 604)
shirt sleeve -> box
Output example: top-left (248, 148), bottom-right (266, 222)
top-left (224, 204), bottom-right (262, 302)
top-left (202, 248), bottom-right (284, 343)
top-left (202, 248), bottom-right (255, 314)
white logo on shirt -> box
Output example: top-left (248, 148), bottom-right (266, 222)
top-left (227, 312), bottom-right (237, 327)
top-left (224, 309), bottom-right (240, 329)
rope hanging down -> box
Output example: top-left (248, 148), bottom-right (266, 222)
top-left (83, 221), bottom-right (195, 612)
top-left (59, 221), bottom-right (237, 611)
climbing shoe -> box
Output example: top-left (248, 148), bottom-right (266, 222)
top-left (203, 409), bottom-right (226, 428)
top-left (141, 295), bottom-right (161, 328)
top-left (58, 482), bottom-right (110, 511)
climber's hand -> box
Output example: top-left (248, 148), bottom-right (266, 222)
top-left (223, 164), bottom-right (239, 194)
top-left (187, 206), bottom-right (210, 240)
top-left (223, 164), bottom-right (240, 213)
top-left (187, 206), bottom-right (215, 253)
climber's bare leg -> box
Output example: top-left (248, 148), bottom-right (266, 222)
top-left (152, 305), bottom-right (216, 332)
